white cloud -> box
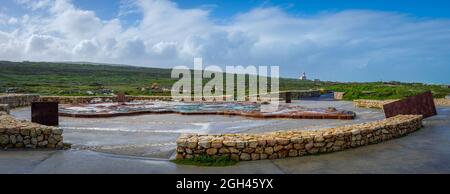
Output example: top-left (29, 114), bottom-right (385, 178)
top-left (1, 0), bottom-right (450, 83)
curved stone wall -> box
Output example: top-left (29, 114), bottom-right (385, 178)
top-left (353, 99), bottom-right (397, 109)
top-left (175, 115), bottom-right (423, 161)
top-left (0, 112), bottom-right (64, 149)
top-left (354, 98), bottom-right (450, 109)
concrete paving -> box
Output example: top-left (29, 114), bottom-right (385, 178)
top-left (1, 102), bottom-right (450, 174)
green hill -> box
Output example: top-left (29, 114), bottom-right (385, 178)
top-left (0, 61), bottom-right (448, 99)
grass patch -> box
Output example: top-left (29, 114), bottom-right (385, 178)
top-left (172, 155), bottom-right (238, 167)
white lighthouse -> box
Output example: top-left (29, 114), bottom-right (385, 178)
top-left (299, 72), bottom-right (307, 80)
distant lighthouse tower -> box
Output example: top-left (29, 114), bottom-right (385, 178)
top-left (299, 72), bottom-right (307, 80)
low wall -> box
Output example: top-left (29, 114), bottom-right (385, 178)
top-left (0, 94), bottom-right (40, 108)
top-left (355, 98), bottom-right (450, 109)
top-left (175, 115), bottom-right (423, 161)
top-left (278, 90), bottom-right (321, 100)
top-left (39, 96), bottom-right (172, 104)
top-left (334, 92), bottom-right (345, 100)
top-left (0, 112), bottom-right (64, 149)
top-left (353, 99), bottom-right (398, 109)
top-left (434, 98), bottom-right (450, 106)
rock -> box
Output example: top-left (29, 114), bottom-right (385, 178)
top-left (199, 141), bottom-right (211, 149)
top-left (230, 154), bottom-right (240, 161)
top-left (56, 141), bottom-right (65, 149)
top-left (48, 137), bottom-right (57, 145)
top-left (43, 128), bottom-right (52, 135)
top-left (9, 135), bottom-right (16, 144)
top-left (260, 154), bottom-right (268, 160)
top-left (314, 136), bottom-right (325, 142)
top-left (251, 153), bottom-right (260, 160)
top-left (229, 147), bottom-right (240, 154)
top-left (236, 141), bottom-right (246, 148)
top-left (248, 140), bottom-right (258, 148)
top-left (288, 150), bottom-right (298, 157)
top-left (242, 148), bottom-right (255, 153)
top-left (53, 135), bottom-right (63, 142)
top-left (266, 139), bottom-right (276, 146)
top-left (219, 148), bottom-right (230, 154)
top-left (276, 138), bottom-right (289, 145)
top-left (176, 139), bottom-right (187, 147)
top-left (278, 150), bottom-right (288, 158)
top-left (0, 135), bottom-right (9, 145)
top-left (305, 142), bottom-right (314, 150)
top-left (38, 140), bottom-right (48, 147)
top-left (211, 141), bottom-right (223, 148)
top-left (20, 128), bottom-right (30, 136)
top-left (223, 141), bottom-right (236, 147)
top-left (274, 145), bottom-right (284, 152)
top-left (187, 140), bottom-right (198, 149)
top-left (52, 128), bottom-right (63, 135)
top-left (258, 140), bottom-right (267, 147)
top-left (314, 142), bottom-right (325, 148)
top-left (7, 128), bottom-right (19, 134)
top-left (264, 147), bottom-right (274, 155)
top-left (293, 143), bottom-right (304, 150)
top-left (290, 137), bottom-right (304, 144)
top-left (308, 148), bottom-right (319, 154)
top-left (206, 148), bottom-right (217, 155)
top-left (37, 135), bottom-right (44, 142)
top-left (31, 138), bottom-right (38, 145)
top-left (16, 135), bottom-right (23, 143)
top-left (240, 153), bottom-right (251, 161)
top-left (30, 129), bottom-right (37, 138)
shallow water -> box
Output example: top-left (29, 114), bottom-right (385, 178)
top-left (11, 100), bottom-right (384, 159)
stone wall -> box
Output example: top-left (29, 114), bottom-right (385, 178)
top-left (0, 112), bottom-right (64, 149)
top-left (434, 98), bottom-right (450, 106)
top-left (0, 94), bottom-right (40, 108)
top-left (39, 96), bottom-right (172, 104)
top-left (334, 92), bottom-right (345, 100)
top-left (353, 99), bottom-right (398, 109)
top-left (175, 115), bottom-right (423, 161)
top-left (355, 98), bottom-right (450, 109)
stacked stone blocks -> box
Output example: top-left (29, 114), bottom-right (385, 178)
top-left (176, 115), bottom-right (423, 161)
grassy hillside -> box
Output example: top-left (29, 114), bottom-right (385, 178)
top-left (0, 61), bottom-right (448, 99)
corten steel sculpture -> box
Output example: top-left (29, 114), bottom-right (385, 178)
top-left (117, 92), bottom-right (126, 105)
top-left (383, 91), bottom-right (437, 118)
top-left (285, 92), bottom-right (292, 103)
top-left (31, 102), bottom-right (59, 126)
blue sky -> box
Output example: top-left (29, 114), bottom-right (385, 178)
top-left (1, 0), bottom-right (450, 83)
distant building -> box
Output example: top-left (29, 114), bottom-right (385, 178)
top-left (299, 72), bottom-right (307, 80)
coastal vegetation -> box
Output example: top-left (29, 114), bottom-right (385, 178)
top-left (1, 61), bottom-right (449, 100)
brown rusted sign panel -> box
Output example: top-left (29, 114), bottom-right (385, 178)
top-left (383, 91), bottom-right (437, 118)
top-left (31, 102), bottom-right (59, 126)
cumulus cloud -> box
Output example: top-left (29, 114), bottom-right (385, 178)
top-left (1, 0), bottom-right (450, 83)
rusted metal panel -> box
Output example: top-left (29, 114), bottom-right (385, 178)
top-left (285, 92), bottom-right (292, 103)
top-left (117, 92), bottom-right (126, 105)
top-left (31, 102), bottom-right (59, 126)
top-left (383, 91), bottom-right (437, 118)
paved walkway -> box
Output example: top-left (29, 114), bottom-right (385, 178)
top-left (1, 106), bottom-right (449, 174)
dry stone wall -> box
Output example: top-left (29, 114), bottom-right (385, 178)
top-left (39, 96), bottom-right (172, 104)
top-left (353, 99), bottom-right (398, 109)
top-left (0, 112), bottom-right (64, 149)
top-left (0, 94), bottom-right (40, 108)
top-left (176, 115), bottom-right (423, 161)
top-left (355, 98), bottom-right (450, 109)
